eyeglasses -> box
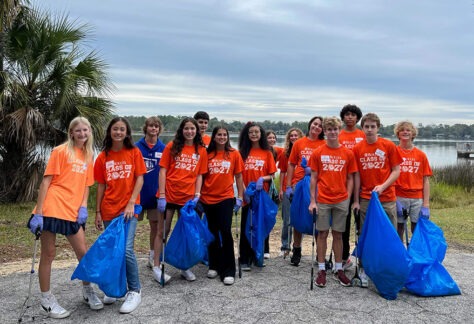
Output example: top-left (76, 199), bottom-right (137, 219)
top-left (248, 130), bottom-right (260, 134)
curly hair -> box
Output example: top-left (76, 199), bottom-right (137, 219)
top-left (238, 122), bottom-right (271, 162)
top-left (394, 121), bottom-right (418, 140)
top-left (284, 128), bottom-right (304, 157)
top-left (340, 104), bottom-right (363, 122)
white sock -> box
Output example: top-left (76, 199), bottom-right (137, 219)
top-left (153, 266), bottom-right (161, 274)
top-left (41, 290), bottom-right (51, 298)
top-left (336, 262), bottom-right (343, 271)
top-left (149, 250), bottom-right (154, 258)
top-left (318, 262), bottom-right (325, 271)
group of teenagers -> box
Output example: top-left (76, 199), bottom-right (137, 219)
top-left (28, 106), bottom-right (432, 318)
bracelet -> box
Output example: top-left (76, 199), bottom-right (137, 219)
top-left (194, 193), bottom-right (201, 197)
top-left (237, 196), bottom-right (243, 200)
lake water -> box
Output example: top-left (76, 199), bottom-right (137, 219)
top-left (141, 133), bottom-right (473, 168)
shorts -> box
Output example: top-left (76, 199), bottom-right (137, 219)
top-left (359, 198), bottom-right (397, 229)
top-left (28, 215), bottom-right (85, 236)
top-left (316, 198), bottom-right (350, 232)
top-left (396, 197), bottom-right (422, 224)
top-left (166, 203), bottom-right (184, 212)
top-left (137, 208), bottom-right (160, 221)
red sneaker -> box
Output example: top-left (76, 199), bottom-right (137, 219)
top-left (316, 270), bottom-right (326, 287)
top-left (335, 269), bottom-right (351, 287)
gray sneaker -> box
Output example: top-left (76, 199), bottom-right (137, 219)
top-left (83, 285), bottom-right (104, 310)
top-left (40, 294), bottom-right (71, 319)
top-left (360, 270), bottom-right (369, 288)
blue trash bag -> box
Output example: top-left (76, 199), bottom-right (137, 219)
top-left (357, 192), bottom-right (412, 300)
top-left (290, 157), bottom-right (317, 235)
top-left (71, 215), bottom-right (130, 298)
top-left (164, 200), bottom-right (214, 270)
top-left (405, 217), bottom-right (461, 296)
top-left (245, 182), bottom-right (278, 267)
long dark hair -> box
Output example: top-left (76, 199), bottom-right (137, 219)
top-left (103, 117), bottom-right (135, 156)
top-left (207, 125), bottom-right (234, 160)
top-left (171, 117), bottom-right (203, 158)
top-left (238, 122), bottom-right (271, 162)
top-left (307, 116), bottom-right (325, 140)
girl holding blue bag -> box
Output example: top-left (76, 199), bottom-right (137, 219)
top-left (94, 117), bottom-right (146, 314)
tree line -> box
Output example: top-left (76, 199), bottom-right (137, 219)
top-left (125, 115), bottom-right (474, 139)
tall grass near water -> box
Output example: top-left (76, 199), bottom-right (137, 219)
top-left (430, 163), bottom-right (474, 209)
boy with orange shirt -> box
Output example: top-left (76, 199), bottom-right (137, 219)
top-left (352, 113), bottom-right (402, 287)
top-left (308, 116), bottom-right (357, 287)
top-left (194, 111), bottom-right (211, 147)
top-left (394, 121), bottom-right (432, 240)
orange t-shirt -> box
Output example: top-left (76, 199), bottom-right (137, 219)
top-left (94, 147), bottom-right (147, 221)
top-left (202, 134), bottom-right (211, 147)
top-left (308, 144), bottom-right (358, 204)
top-left (339, 128), bottom-right (365, 150)
top-left (273, 146), bottom-right (284, 167)
top-left (288, 136), bottom-right (326, 185)
top-left (241, 148), bottom-right (277, 192)
top-left (395, 146), bottom-right (432, 198)
top-left (278, 152), bottom-right (289, 188)
top-left (33, 144), bottom-right (94, 221)
top-left (201, 149), bottom-right (244, 204)
top-left (353, 137), bottom-right (402, 202)
top-left (159, 143), bottom-right (208, 205)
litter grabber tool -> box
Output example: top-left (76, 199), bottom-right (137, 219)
top-left (310, 208), bottom-right (317, 290)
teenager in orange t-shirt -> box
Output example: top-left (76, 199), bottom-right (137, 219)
top-left (285, 116), bottom-right (325, 266)
top-left (94, 117), bottom-right (146, 314)
top-left (266, 129), bottom-right (284, 166)
top-left (352, 113), bottom-right (402, 288)
top-left (156, 117), bottom-right (208, 283)
top-left (194, 111), bottom-right (211, 147)
top-left (29, 117), bottom-right (101, 318)
top-left (238, 122), bottom-right (277, 270)
top-left (200, 126), bottom-right (244, 285)
top-left (277, 128), bottom-right (304, 256)
top-left (308, 117), bottom-right (357, 287)
top-left (394, 121), bottom-right (432, 240)
top-left (338, 104), bottom-right (364, 270)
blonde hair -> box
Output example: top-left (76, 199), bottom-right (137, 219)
top-left (394, 121), bottom-right (418, 140)
top-left (142, 116), bottom-right (163, 135)
top-left (67, 116), bottom-right (94, 164)
top-left (323, 116), bottom-right (343, 130)
top-left (284, 127), bottom-right (304, 157)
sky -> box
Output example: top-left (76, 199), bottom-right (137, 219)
top-left (36, 0), bottom-right (474, 125)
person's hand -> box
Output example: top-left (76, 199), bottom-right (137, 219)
top-left (285, 186), bottom-right (293, 199)
top-left (77, 207), bottom-right (88, 224)
top-left (278, 190), bottom-right (284, 202)
top-left (396, 200), bottom-right (403, 218)
top-left (29, 214), bottom-right (43, 235)
top-left (234, 198), bottom-right (243, 213)
top-left (192, 195), bottom-right (200, 204)
top-left (308, 202), bottom-right (318, 215)
top-left (305, 167), bottom-right (312, 176)
top-left (123, 202), bottom-right (135, 220)
top-left (95, 212), bottom-right (103, 231)
top-left (157, 198), bottom-right (167, 213)
top-left (372, 185), bottom-right (384, 195)
top-left (256, 177), bottom-right (264, 191)
top-left (419, 207), bottom-right (430, 219)
top-left (352, 202), bottom-right (360, 213)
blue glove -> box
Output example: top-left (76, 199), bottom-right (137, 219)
top-left (396, 200), bottom-right (403, 218)
top-left (244, 191), bottom-right (251, 204)
top-left (192, 195), bottom-right (200, 204)
top-left (234, 198), bottom-right (243, 213)
top-left (157, 198), bottom-right (167, 213)
top-left (77, 207), bottom-right (88, 224)
top-left (419, 207), bottom-right (430, 219)
top-left (285, 186), bottom-right (293, 199)
top-left (134, 204), bottom-right (142, 215)
top-left (305, 167), bottom-right (312, 176)
top-left (29, 214), bottom-right (43, 234)
top-left (256, 177), bottom-right (264, 191)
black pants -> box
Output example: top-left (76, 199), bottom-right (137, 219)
top-left (342, 196), bottom-right (354, 261)
top-left (202, 198), bottom-right (236, 279)
top-left (239, 205), bottom-right (255, 265)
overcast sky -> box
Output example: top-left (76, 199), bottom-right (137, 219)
top-left (37, 0), bottom-right (474, 125)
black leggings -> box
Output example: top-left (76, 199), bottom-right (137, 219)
top-left (202, 198), bottom-right (236, 279)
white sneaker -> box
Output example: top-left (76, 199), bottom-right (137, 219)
top-left (264, 253), bottom-right (271, 259)
top-left (181, 269), bottom-right (196, 281)
top-left (207, 269), bottom-right (218, 279)
top-left (360, 270), bottom-right (369, 288)
top-left (223, 277), bottom-right (234, 285)
top-left (40, 294), bottom-right (71, 319)
top-left (119, 291), bottom-right (141, 314)
top-left (82, 285), bottom-right (104, 310)
top-left (342, 258), bottom-right (353, 270)
top-left (153, 266), bottom-right (171, 284)
top-left (279, 251), bottom-right (285, 257)
top-left (103, 295), bottom-right (116, 305)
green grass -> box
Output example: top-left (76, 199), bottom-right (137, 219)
top-left (432, 163), bottom-right (473, 192)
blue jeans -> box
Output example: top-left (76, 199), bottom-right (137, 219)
top-left (103, 217), bottom-right (141, 292)
top-left (280, 195), bottom-right (292, 251)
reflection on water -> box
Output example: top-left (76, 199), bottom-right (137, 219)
top-left (135, 133), bottom-right (473, 168)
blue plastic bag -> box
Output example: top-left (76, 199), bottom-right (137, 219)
top-left (405, 217), bottom-right (461, 296)
top-left (290, 158), bottom-right (317, 235)
top-left (358, 192), bottom-right (412, 300)
top-left (245, 182), bottom-right (278, 267)
top-left (165, 200), bottom-right (214, 270)
top-left (71, 215), bottom-right (129, 298)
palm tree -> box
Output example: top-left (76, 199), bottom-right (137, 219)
top-left (0, 6), bottom-right (115, 202)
